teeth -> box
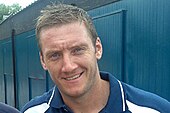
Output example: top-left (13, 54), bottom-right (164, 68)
top-left (65, 74), bottom-right (81, 81)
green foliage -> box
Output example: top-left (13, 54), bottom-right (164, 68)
top-left (9, 3), bottom-right (22, 14)
top-left (0, 3), bottom-right (22, 23)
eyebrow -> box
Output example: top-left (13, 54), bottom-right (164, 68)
top-left (69, 43), bottom-right (89, 50)
top-left (45, 50), bottom-right (61, 58)
top-left (44, 42), bottom-right (89, 56)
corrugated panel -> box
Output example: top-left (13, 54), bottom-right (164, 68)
top-left (92, 10), bottom-right (126, 80)
top-left (2, 40), bottom-right (15, 106)
top-left (15, 29), bottom-right (54, 109)
top-left (88, 0), bottom-right (170, 101)
top-left (0, 39), bottom-right (6, 103)
top-left (124, 0), bottom-right (170, 101)
top-left (27, 34), bottom-right (46, 99)
top-left (15, 30), bottom-right (30, 109)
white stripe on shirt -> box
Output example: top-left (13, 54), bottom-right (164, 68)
top-left (126, 100), bottom-right (160, 113)
top-left (24, 86), bottom-right (55, 113)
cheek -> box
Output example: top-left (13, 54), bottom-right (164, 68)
top-left (48, 67), bottom-right (62, 86)
top-left (76, 55), bottom-right (93, 64)
top-left (46, 63), bottom-right (60, 79)
top-left (77, 54), bottom-right (97, 69)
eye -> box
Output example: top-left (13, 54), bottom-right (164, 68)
top-left (48, 52), bottom-right (61, 61)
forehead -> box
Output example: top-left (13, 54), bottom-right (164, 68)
top-left (40, 22), bottom-right (90, 39)
top-left (39, 22), bottom-right (93, 51)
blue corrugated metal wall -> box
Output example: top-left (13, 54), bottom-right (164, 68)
top-left (0, 38), bottom-right (15, 106)
top-left (88, 0), bottom-right (170, 101)
top-left (3, 40), bottom-right (15, 106)
top-left (14, 30), bottom-right (54, 109)
top-left (0, 40), bottom-right (5, 102)
top-left (0, 30), bottom-right (54, 109)
top-left (92, 9), bottom-right (126, 81)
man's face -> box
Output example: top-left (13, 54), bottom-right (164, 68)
top-left (39, 22), bottom-right (102, 98)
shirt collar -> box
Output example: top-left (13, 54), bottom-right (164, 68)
top-left (100, 71), bottom-right (124, 112)
top-left (50, 86), bottom-right (65, 109)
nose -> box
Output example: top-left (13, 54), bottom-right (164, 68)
top-left (61, 54), bottom-right (78, 73)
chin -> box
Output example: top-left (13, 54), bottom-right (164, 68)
top-left (64, 88), bottom-right (86, 98)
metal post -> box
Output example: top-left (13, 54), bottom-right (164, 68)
top-left (121, 10), bottom-right (127, 83)
top-left (11, 29), bottom-right (18, 109)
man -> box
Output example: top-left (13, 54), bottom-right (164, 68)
top-left (0, 102), bottom-right (19, 113)
top-left (21, 4), bottom-right (170, 113)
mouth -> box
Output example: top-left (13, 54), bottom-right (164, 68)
top-left (64, 72), bottom-right (84, 81)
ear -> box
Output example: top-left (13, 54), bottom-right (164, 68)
top-left (95, 37), bottom-right (103, 60)
top-left (39, 52), bottom-right (48, 70)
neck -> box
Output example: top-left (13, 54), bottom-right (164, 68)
top-left (62, 76), bottom-right (110, 113)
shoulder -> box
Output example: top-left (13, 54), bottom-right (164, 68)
top-left (122, 82), bottom-right (170, 113)
top-left (0, 102), bottom-right (19, 113)
top-left (21, 87), bottom-right (54, 113)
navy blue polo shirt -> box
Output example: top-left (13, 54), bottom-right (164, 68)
top-left (0, 102), bottom-right (20, 113)
top-left (21, 72), bottom-right (170, 113)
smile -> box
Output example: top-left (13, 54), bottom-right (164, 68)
top-left (64, 72), bottom-right (83, 81)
